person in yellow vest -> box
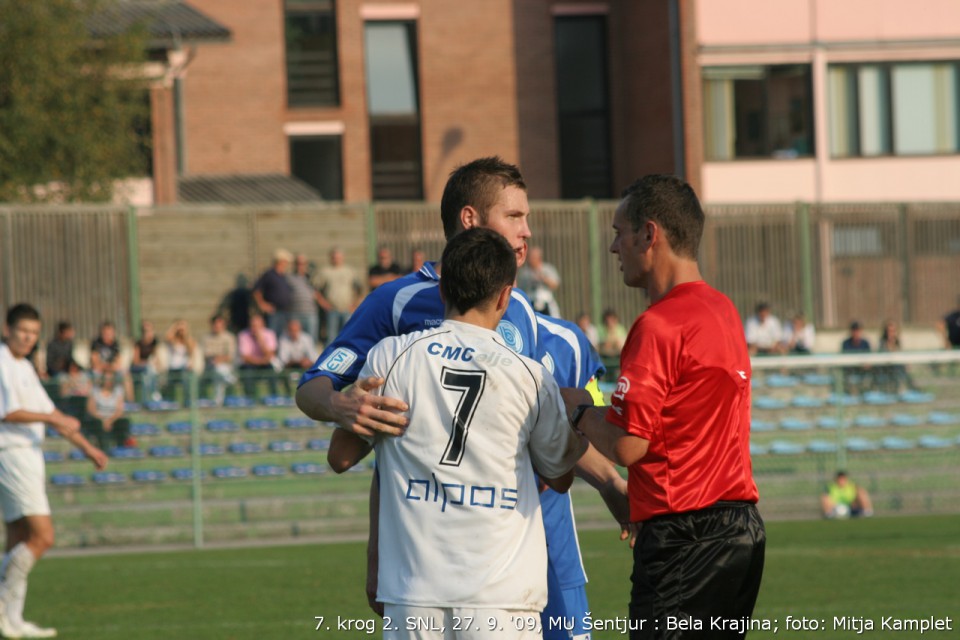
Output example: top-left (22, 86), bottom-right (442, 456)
top-left (821, 471), bottom-right (874, 519)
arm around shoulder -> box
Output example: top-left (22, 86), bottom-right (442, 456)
top-left (327, 428), bottom-right (373, 473)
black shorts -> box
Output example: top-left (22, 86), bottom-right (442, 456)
top-left (629, 502), bottom-right (766, 639)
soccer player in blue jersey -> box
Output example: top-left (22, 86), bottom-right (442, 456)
top-left (297, 157), bottom-right (628, 638)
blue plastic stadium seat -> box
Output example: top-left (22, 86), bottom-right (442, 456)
top-left (791, 395), bottom-right (825, 409)
top-left (853, 415), bottom-right (887, 429)
top-left (917, 435), bottom-right (954, 449)
top-left (43, 451), bottom-right (65, 463)
top-left (269, 440), bottom-right (304, 453)
top-left (167, 421), bottom-right (192, 435)
top-left (284, 417), bottom-right (316, 429)
top-left (827, 393), bottom-right (860, 407)
top-left (199, 443), bottom-right (225, 456)
top-left (750, 419), bottom-right (776, 432)
top-left (927, 412), bottom-right (960, 426)
top-left (170, 468), bottom-right (194, 481)
top-left (802, 373), bottom-right (834, 386)
top-left (890, 413), bottom-right (923, 427)
top-left (145, 400), bottom-right (180, 412)
top-left (228, 442), bottom-right (263, 455)
top-left (92, 472), bottom-right (127, 485)
top-left (807, 440), bottom-right (838, 453)
top-left (246, 418), bottom-right (279, 431)
top-left (291, 462), bottom-right (326, 475)
top-left (900, 390), bottom-right (935, 404)
top-left (779, 417), bottom-right (813, 431)
top-left (863, 391), bottom-right (898, 406)
top-left (132, 470), bottom-right (167, 483)
top-left (765, 374), bottom-right (799, 388)
top-left (45, 426), bottom-right (60, 439)
top-left (881, 437), bottom-right (915, 451)
top-left (206, 419), bottom-right (239, 433)
top-left (69, 449), bottom-right (86, 461)
top-left (347, 463), bottom-right (368, 473)
top-left (750, 378), bottom-right (764, 390)
top-left (211, 466), bottom-right (248, 479)
top-left (224, 396), bottom-right (256, 408)
top-left (262, 395), bottom-right (296, 407)
top-left (252, 464), bottom-right (286, 477)
top-left (50, 474), bottom-right (85, 486)
top-left (123, 402), bottom-right (142, 413)
top-left (196, 398), bottom-right (219, 409)
top-left (769, 440), bottom-right (805, 455)
top-left (149, 445), bottom-right (186, 458)
top-left (131, 422), bottom-right (160, 437)
top-left (748, 443), bottom-right (768, 456)
top-left (108, 447), bottom-right (145, 459)
top-left (307, 438), bottom-right (331, 451)
top-left (844, 437), bottom-right (878, 452)
top-left (754, 396), bottom-right (788, 410)
top-left (816, 416), bottom-right (846, 430)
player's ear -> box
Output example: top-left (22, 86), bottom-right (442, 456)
top-left (460, 205), bottom-right (480, 230)
top-left (495, 285), bottom-right (512, 312)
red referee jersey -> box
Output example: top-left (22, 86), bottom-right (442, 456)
top-left (606, 281), bottom-right (759, 521)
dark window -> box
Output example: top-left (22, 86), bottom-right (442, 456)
top-left (285, 0), bottom-right (339, 107)
top-left (703, 65), bottom-right (814, 160)
top-left (555, 15), bottom-right (612, 198)
top-left (290, 136), bottom-right (343, 200)
top-left (364, 21), bottom-right (423, 200)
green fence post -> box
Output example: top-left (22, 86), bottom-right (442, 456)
top-left (126, 206), bottom-right (141, 335)
top-left (588, 200), bottom-right (603, 323)
top-left (189, 372), bottom-right (204, 548)
top-left (797, 202), bottom-right (815, 323)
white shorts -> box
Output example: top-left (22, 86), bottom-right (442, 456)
top-left (0, 447), bottom-right (51, 522)
top-left (384, 604), bottom-right (543, 640)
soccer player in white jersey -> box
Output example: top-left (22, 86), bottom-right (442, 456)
top-left (0, 304), bottom-right (108, 638)
top-left (328, 229), bottom-right (588, 639)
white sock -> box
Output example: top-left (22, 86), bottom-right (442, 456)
top-left (0, 544), bottom-right (35, 627)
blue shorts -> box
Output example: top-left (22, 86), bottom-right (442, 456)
top-left (542, 563), bottom-right (591, 640)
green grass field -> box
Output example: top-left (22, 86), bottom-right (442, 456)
top-left (27, 514), bottom-right (959, 639)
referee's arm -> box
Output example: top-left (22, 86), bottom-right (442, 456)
top-left (574, 407), bottom-right (648, 467)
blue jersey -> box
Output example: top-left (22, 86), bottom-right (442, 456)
top-left (301, 263), bottom-right (539, 389)
top-left (535, 313), bottom-right (605, 591)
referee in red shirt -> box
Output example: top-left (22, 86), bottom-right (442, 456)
top-left (571, 175), bottom-right (765, 638)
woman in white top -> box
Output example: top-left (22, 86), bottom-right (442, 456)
top-left (84, 371), bottom-right (131, 450)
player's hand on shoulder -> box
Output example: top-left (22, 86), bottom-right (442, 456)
top-left (337, 377), bottom-right (409, 437)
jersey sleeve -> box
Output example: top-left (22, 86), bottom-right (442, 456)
top-left (0, 359), bottom-right (21, 418)
top-left (605, 314), bottom-right (678, 441)
top-left (298, 287), bottom-right (398, 390)
top-left (528, 371), bottom-right (588, 479)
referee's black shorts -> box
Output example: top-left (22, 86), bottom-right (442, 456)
top-left (629, 501), bottom-right (766, 639)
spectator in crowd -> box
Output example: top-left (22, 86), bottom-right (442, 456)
top-left (201, 314), bottom-right (237, 406)
top-left (575, 311), bottom-right (600, 350)
top-left (129, 320), bottom-right (160, 403)
top-left (219, 274), bottom-right (252, 334)
top-left (941, 299), bottom-right (960, 350)
top-left (781, 312), bottom-right (816, 355)
top-left (0, 303), bottom-right (107, 639)
top-left (841, 320), bottom-right (872, 394)
top-left (367, 245), bottom-right (403, 291)
top-left (315, 247), bottom-right (362, 342)
top-left (89, 320), bottom-right (133, 401)
top-left (597, 308), bottom-right (628, 359)
top-left (160, 320), bottom-right (199, 402)
top-left (238, 313), bottom-right (279, 397)
top-left (876, 319), bottom-right (917, 392)
top-left (287, 253), bottom-right (325, 343)
top-left (56, 358), bottom-right (93, 420)
top-left (252, 248), bottom-right (294, 337)
top-left (517, 245), bottom-right (561, 317)
top-left (821, 471), bottom-right (874, 519)
top-left (45, 321), bottom-right (75, 378)
top-left (408, 248), bottom-right (426, 274)
top-left (83, 370), bottom-right (132, 451)
top-left (277, 318), bottom-right (318, 395)
top-left (745, 302), bottom-right (784, 355)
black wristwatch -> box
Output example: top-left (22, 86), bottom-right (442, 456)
top-left (569, 403), bottom-right (593, 429)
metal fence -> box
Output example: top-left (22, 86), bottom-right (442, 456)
top-left (2, 201), bottom-right (959, 339)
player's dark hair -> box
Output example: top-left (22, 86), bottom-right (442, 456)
top-left (6, 303), bottom-right (40, 327)
top-left (440, 156), bottom-right (526, 241)
top-left (440, 228), bottom-right (517, 315)
top-left (619, 174), bottom-right (704, 259)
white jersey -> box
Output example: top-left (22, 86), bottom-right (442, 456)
top-left (362, 320), bottom-right (585, 610)
top-left (0, 344), bottom-right (53, 449)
